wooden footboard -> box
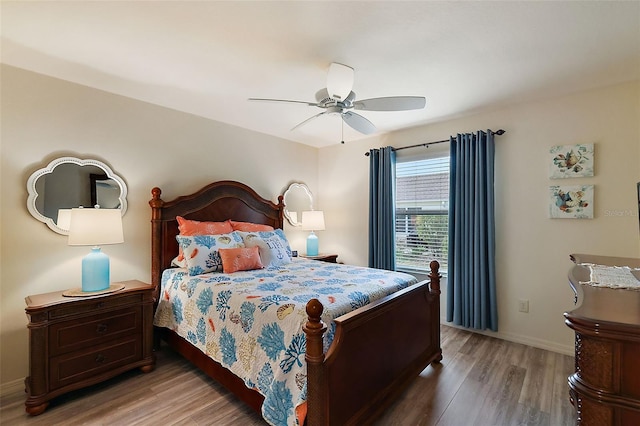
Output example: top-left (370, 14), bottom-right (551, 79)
top-left (304, 261), bottom-right (442, 426)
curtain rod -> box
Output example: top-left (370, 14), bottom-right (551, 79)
top-left (364, 129), bottom-right (506, 156)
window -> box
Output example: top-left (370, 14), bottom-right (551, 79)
top-left (395, 156), bottom-right (449, 273)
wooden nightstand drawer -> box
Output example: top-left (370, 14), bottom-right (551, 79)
top-left (50, 336), bottom-right (142, 390)
top-left (47, 293), bottom-right (143, 319)
top-left (49, 306), bottom-right (141, 356)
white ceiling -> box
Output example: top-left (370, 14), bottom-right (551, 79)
top-left (2, 1), bottom-right (639, 148)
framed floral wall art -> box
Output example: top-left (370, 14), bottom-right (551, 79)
top-left (549, 185), bottom-right (594, 219)
top-left (549, 143), bottom-right (594, 178)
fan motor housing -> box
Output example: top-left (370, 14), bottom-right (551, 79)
top-left (315, 89), bottom-right (355, 110)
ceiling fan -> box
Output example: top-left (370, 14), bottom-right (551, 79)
top-left (249, 63), bottom-right (426, 136)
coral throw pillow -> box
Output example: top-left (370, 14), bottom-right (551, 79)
top-left (177, 216), bottom-right (233, 236)
top-left (230, 220), bottom-right (274, 232)
top-left (219, 246), bottom-right (264, 273)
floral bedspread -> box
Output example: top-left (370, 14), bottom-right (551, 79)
top-left (154, 258), bottom-right (417, 426)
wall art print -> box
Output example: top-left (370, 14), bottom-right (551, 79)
top-left (549, 185), bottom-right (594, 219)
top-left (549, 143), bottom-right (594, 178)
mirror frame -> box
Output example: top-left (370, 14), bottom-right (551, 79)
top-left (26, 157), bottom-right (128, 235)
top-left (283, 182), bottom-right (313, 227)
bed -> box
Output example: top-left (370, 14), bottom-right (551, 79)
top-left (150, 180), bottom-right (442, 425)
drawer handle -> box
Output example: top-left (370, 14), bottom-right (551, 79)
top-left (96, 323), bottom-right (108, 334)
top-left (95, 353), bottom-right (106, 364)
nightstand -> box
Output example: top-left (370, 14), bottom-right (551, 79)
top-left (302, 253), bottom-right (339, 263)
top-left (24, 280), bottom-right (155, 416)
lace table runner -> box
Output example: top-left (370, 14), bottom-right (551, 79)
top-left (579, 264), bottom-right (640, 290)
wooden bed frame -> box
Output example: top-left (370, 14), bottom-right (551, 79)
top-left (150, 180), bottom-right (442, 425)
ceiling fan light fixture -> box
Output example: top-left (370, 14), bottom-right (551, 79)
top-left (326, 63), bottom-right (354, 101)
top-left (250, 62), bottom-right (426, 139)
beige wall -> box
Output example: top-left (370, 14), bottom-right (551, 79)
top-left (0, 65), bottom-right (317, 384)
top-left (318, 80), bottom-right (640, 354)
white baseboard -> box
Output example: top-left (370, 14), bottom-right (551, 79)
top-left (442, 319), bottom-right (574, 356)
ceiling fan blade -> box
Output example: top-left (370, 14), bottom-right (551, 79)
top-left (342, 111), bottom-right (377, 135)
top-left (291, 111), bottom-right (328, 131)
top-left (327, 63), bottom-right (354, 101)
top-left (353, 96), bottom-right (426, 111)
top-left (248, 98), bottom-right (318, 107)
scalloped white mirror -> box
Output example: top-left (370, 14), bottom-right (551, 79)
top-left (27, 157), bottom-right (127, 235)
top-left (283, 182), bottom-right (313, 227)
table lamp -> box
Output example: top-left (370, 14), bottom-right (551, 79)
top-left (301, 210), bottom-right (325, 256)
top-left (56, 208), bottom-right (72, 230)
top-left (68, 207), bottom-right (124, 292)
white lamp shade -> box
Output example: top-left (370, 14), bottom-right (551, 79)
top-left (56, 209), bottom-right (72, 230)
top-left (68, 208), bottom-right (124, 246)
top-left (301, 211), bottom-right (325, 231)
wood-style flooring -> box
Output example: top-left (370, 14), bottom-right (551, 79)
top-left (0, 326), bottom-right (576, 425)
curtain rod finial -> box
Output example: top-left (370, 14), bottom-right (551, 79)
top-left (494, 129), bottom-right (506, 135)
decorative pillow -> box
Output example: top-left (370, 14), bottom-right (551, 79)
top-left (177, 216), bottom-right (233, 235)
top-left (219, 246), bottom-right (264, 273)
top-left (230, 220), bottom-right (274, 232)
top-left (240, 229), bottom-right (292, 267)
top-left (172, 217), bottom-right (235, 268)
top-left (171, 252), bottom-right (188, 268)
top-left (176, 232), bottom-right (244, 275)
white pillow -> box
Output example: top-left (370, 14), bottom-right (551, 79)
top-left (239, 229), bottom-right (292, 267)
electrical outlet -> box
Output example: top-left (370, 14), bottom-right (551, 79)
top-left (518, 299), bottom-right (529, 313)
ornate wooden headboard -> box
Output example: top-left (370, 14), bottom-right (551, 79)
top-left (149, 180), bottom-right (284, 295)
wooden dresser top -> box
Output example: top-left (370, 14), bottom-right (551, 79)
top-left (567, 254), bottom-right (640, 329)
top-left (25, 280), bottom-right (151, 309)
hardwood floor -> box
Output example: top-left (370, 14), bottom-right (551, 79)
top-left (1, 326), bottom-right (576, 425)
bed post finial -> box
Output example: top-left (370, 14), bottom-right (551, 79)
top-left (304, 298), bottom-right (327, 425)
top-left (150, 187), bottom-right (164, 213)
top-left (304, 299), bottom-right (326, 362)
top-left (149, 187), bottom-right (166, 305)
top-left (429, 260), bottom-right (441, 295)
top-left (150, 187), bottom-right (162, 204)
top-left (277, 194), bottom-right (285, 229)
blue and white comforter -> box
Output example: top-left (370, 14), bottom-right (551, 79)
top-left (154, 258), bottom-right (417, 426)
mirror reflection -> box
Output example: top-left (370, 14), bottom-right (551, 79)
top-left (27, 157), bottom-right (127, 235)
top-left (90, 174), bottom-right (122, 209)
top-left (283, 183), bottom-right (313, 226)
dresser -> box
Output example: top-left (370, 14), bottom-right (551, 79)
top-left (564, 254), bottom-right (640, 426)
top-left (25, 280), bottom-right (156, 415)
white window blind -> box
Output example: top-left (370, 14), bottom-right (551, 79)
top-left (395, 156), bottom-right (449, 273)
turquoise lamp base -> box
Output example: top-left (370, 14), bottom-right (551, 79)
top-left (81, 247), bottom-right (110, 292)
top-left (306, 232), bottom-right (319, 256)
